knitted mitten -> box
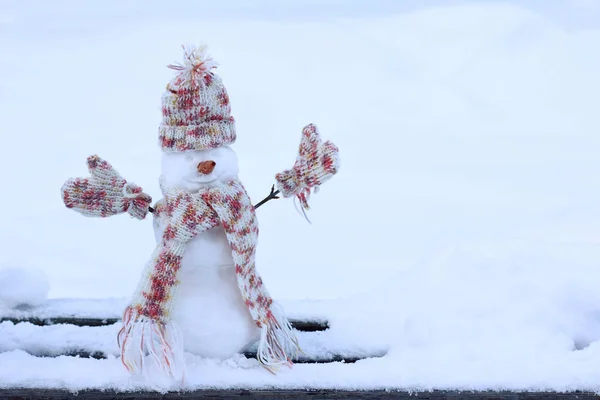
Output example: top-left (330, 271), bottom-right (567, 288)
top-left (275, 124), bottom-right (340, 210)
top-left (61, 155), bottom-right (152, 220)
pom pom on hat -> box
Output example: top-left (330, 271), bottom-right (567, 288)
top-left (167, 44), bottom-right (218, 79)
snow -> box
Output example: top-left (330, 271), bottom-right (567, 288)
top-left (0, 298), bottom-right (127, 320)
top-left (0, 267), bottom-right (50, 309)
top-left (0, 297), bottom-right (329, 324)
top-left (0, 298), bottom-right (386, 391)
top-left (1, 0), bottom-right (600, 392)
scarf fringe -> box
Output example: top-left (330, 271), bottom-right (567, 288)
top-left (117, 307), bottom-right (185, 382)
top-left (256, 304), bottom-right (302, 374)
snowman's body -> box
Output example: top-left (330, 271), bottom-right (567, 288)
top-left (154, 146), bottom-right (261, 359)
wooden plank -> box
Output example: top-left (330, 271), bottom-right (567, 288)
top-left (24, 349), bottom-right (377, 364)
top-left (1, 317), bottom-right (120, 327)
top-left (1, 389), bottom-right (599, 400)
top-left (0, 317), bottom-right (329, 332)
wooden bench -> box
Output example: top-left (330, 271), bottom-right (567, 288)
top-left (2, 300), bottom-right (593, 399)
top-left (0, 298), bottom-right (385, 363)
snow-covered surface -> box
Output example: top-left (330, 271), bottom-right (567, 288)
top-left (2, 0), bottom-right (600, 392)
top-left (0, 298), bottom-right (126, 320)
top-left (0, 320), bottom-right (382, 363)
top-left (0, 298), bottom-right (386, 390)
top-left (0, 297), bottom-right (329, 323)
top-left (0, 267), bottom-right (50, 309)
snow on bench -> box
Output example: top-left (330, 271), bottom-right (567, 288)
top-left (0, 298), bottom-right (387, 364)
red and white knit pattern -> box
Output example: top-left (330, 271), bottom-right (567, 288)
top-left (159, 45), bottom-right (236, 152)
top-left (118, 178), bottom-right (299, 380)
top-left (61, 155), bottom-right (152, 220)
top-left (203, 182), bottom-right (300, 370)
top-left (275, 124), bottom-right (340, 210)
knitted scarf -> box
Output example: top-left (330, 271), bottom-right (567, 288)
top-left (117, 178), bottom-right (299, 379)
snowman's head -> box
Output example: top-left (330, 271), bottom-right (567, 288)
top-left (161, 146), bottom-right (239, 192)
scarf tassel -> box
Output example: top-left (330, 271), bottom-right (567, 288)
top-left (256, 304), bottom-right (302, 374)
top-left (119, 305), bottom-right (300, 377)
top-left (117, 307), bottom-right (185, 382)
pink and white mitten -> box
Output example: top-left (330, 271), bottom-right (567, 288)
top-left (275, 124), bottom-right (340, 210)
top-left (61, 155), bottom-right (152, 220)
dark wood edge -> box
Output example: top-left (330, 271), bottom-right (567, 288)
top-left (1, 389), bottom-right (599, 399)
top-left (0, 317), bottom-right (121, 327)
top-left (23, 349), bottom-right (383, 364)
top-left (0, 317), bottom-right (329, 332)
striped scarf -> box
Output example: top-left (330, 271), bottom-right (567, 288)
top-left (117, 178), bottom-right (299, 380)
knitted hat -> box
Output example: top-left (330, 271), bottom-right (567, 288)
top-left (159, 45), bottom-right (236, 152)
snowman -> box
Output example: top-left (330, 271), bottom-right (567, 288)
top-left (60, 44), bottom-right (340, 381)
top-left (157, 146), bottom-right (261, 360)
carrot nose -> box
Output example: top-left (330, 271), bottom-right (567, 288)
top-left (197, 160), bottom-right (216, 174)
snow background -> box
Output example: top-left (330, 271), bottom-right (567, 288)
top-left (2, 0), bottom-right (600, 391)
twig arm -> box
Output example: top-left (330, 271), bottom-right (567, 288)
top-left (254, 185), bottom-right (280, 209)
